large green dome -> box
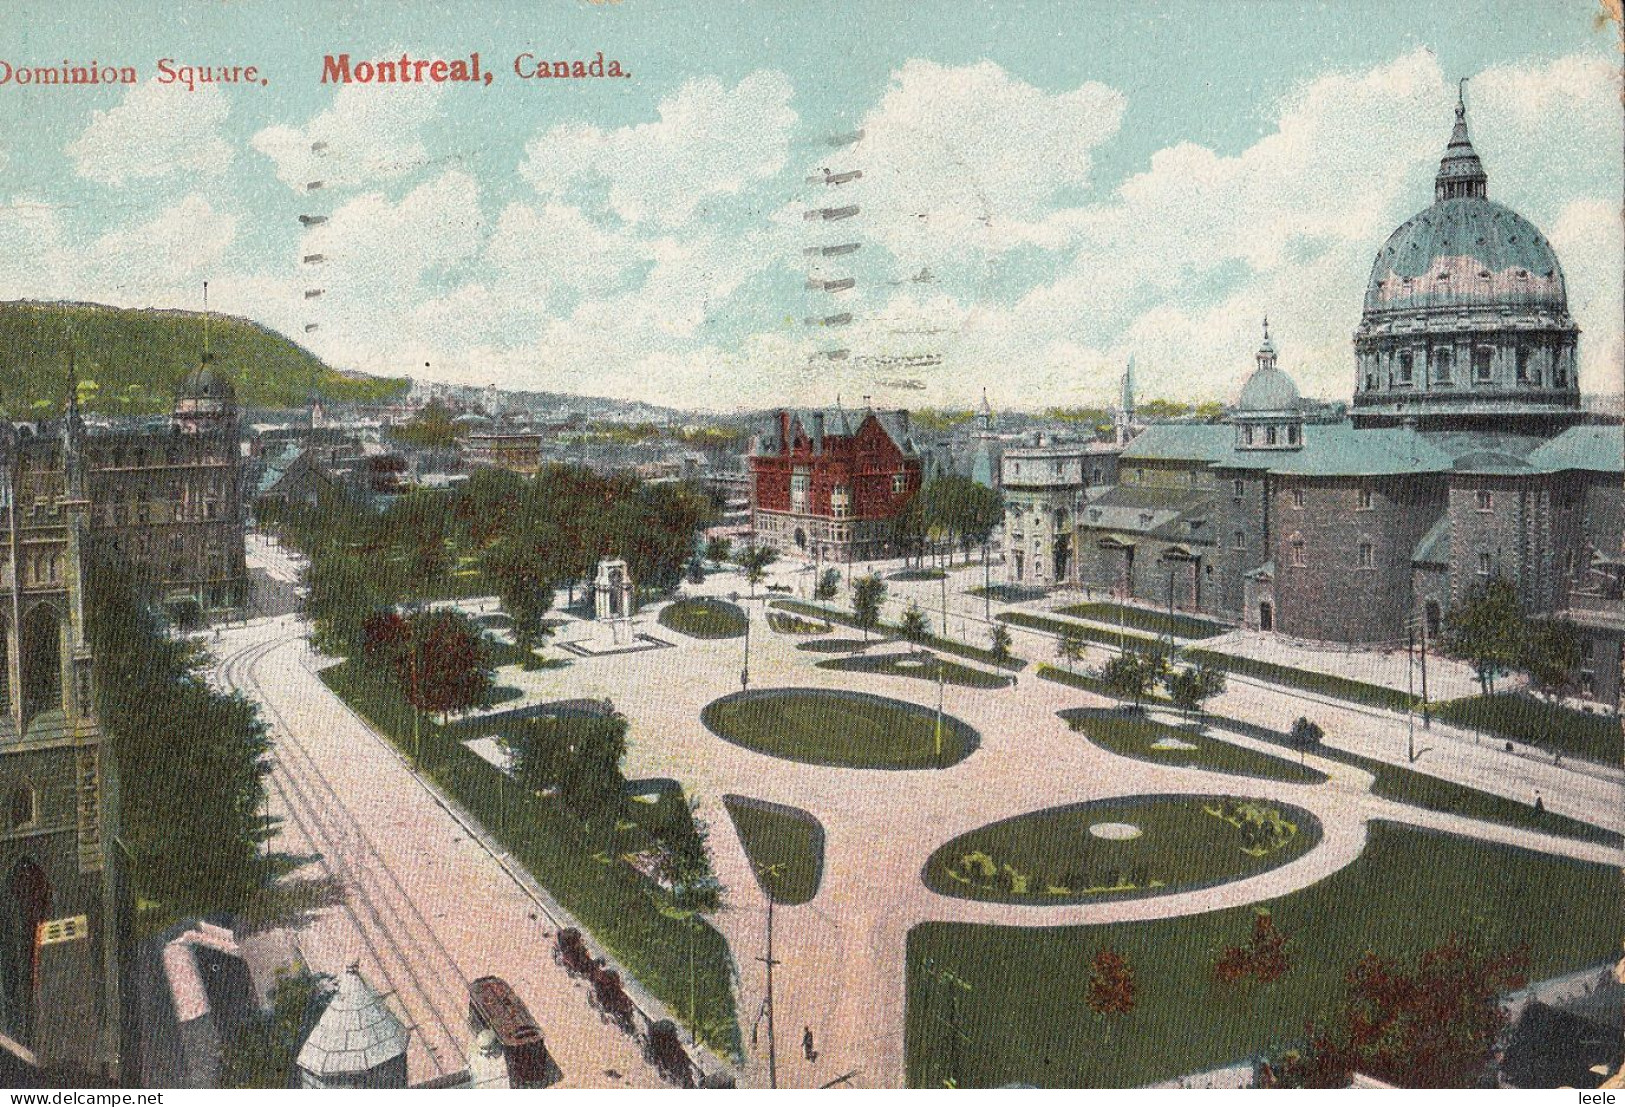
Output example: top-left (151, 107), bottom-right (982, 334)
top-left (1364, 196), bottom-right (1566, 316)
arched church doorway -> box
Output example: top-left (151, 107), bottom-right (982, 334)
top-left (0, 857), bottom-right (51, 1047)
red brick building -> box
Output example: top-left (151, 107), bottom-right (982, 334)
top-left (749, 407), bottom-right (923, 562)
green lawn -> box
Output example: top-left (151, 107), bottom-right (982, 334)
top-left (701, 687), bottom-right (978, 769)
top-left (1006, 611), bottom-right (1418, 712)
top-left (1206, 716), bottom-right (1620, 846)
top-left (969, 584), bottom-right (1048, 603)
top-left (1036, 661), bottom-right (1171, 704)
top-left (890, 568), bottom-right (947, 582)
top-left (1433, 693), bottom-right (1621, 765)
top-left (1062, 710), bottom-right (1327, 785)
top-left (658, 598), bottom-right (749, 639)
top-left (817, 650), bottom-right (1013, 689)
top-left (796, 638), bottom-right (871, 654)
top-left (924, 794), bottom-right (1320, 905)
top-left (999, 610), bottom-right (1162, 650)
top-left (1058, 602), bottom-right (1230, 640)
top-left (1183, 647), bottom-right (1419, 712)
top-left (722, 795), bottom-right (826, 906)
top-left (766, 610), bottom-right (831, 635)
top-left (773, 600), bottom-right (1027, 671)
top-left (319, 660), bottom-right (741, 1057)
top-left (907, 820), bottom-right (1622, 1088)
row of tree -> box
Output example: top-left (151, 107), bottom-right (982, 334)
top-left (896, 474), bottom-right (1005, 566)
top-left (1442, 576), bottom-right (1586, 700)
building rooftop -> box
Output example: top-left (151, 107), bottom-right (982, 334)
top-left (295, 965), bottom-right (408, 1078)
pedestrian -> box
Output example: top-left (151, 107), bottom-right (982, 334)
top-left (802, 1025), bottom-right (815, 1062)
top-left (1533, 790), bottom-right (1544, 812)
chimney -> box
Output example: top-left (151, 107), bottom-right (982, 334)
top-left (812, 411), bottom-right (825, 453)
top-left (777, 410), bottom-right (791, 454)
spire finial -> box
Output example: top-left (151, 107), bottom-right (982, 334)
top-left (1457, 76), bottom-right (1468, 117)
top-left (1262, 315), bottom-right (1270, 342)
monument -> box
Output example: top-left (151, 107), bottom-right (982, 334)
top-left (592, 558), bottom-right (636, 645)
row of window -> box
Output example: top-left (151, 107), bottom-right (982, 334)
top-left (1365, 346), bottom-right (1570, 390)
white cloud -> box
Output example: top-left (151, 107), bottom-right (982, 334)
top-left (251, 78), bottom-right (444, 192)
top-left (82, 194), bottom-right (237, 294)
top-left (66, 82), bottom-right (234, 186)
top-left (518, 70), bottom-right (797, 226)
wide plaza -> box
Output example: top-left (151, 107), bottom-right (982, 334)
top-left (439, 553), bottom-right (1623, 1088)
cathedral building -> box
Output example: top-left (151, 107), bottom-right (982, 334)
top-left (1073, 95), bottom-right (1623, 706)
top-left (0, 354), bottom-right (252, 1078)
top-left (0, 396), bottom-right (122, 1077)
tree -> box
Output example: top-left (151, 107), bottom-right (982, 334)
top-left (704, 536), bottom-right (733, 567)
top-left (900, 602), bottom-right (930, 646)
top-left (852, 574), bottom-right (888, 641)
top-left (365, 609), bottom-right (494, 722)
top-left (1086, 948), bottom-right (1136, 1037)
top-left (392, 398), bottom-right (462, 449)
top-left (1055, 624), bottom-right (1088, 667)
top-left (919, 475), bottom-right (1004, 564)
top-left (1442, 576), bottom-right (1523, 695)
top-left (1289, 716), bottom-right (1324, 767)
top-left (1098, 646), bottom-right (1168, 708)
top-left (221, 965), bottom-right (334, 1088)
top-left (814, 568), bottom-right (841, 602)
top-left (685, 554), bottom-right (707, 585)
top-left (504, 708), bottom-right (630, 824)
top-left (989, 623), bottom-right (1014, 668)
top-left (1273, 934), bottom-right (1528, 1088)
top-left (1164, 662), bottom-right (1227, 717)
top-left (483, 539), bottom-right (559, 668)
top-left (1519, 619), bottom-right (1582, 703)
top-left (647, 800), bottom-right (724, 1044)
top-left (733, 543), bottom-right (778, 598)
top-left (1214, 910), bottom-right (1292, 985)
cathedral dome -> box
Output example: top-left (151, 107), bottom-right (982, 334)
top-left (1237, 363), bottom-right (1300, 413)
top-left (1350, 88), bottom-right (1580, 431)
top-left (1363, 198), bottom-right (1566, 316)
top-left (179, 361), bottom-right (236, 402)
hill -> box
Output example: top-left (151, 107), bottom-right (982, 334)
top-left (0, 300), bottom-right (406, 417)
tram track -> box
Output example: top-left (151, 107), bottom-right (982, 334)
top-left (215, 628), bottom-right (471, 1082)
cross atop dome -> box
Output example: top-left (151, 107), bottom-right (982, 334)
top-left (1257, 316), bottom-right (1277, 369)
top-left (1436, 77), bottom-right (1487, 202)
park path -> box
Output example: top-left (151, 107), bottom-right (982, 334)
top-left (482, 569), bottom-right (1622, 1088)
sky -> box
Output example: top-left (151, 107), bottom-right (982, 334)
top-left (0, 0), bottom-right (1619, 412)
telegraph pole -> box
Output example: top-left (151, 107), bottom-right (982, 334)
top-left (1419, 613), bottom-right (1431, 728)
top-left (757, 863), bottom-right (784, 1088)
top-left (1406, 630), bottom-right (1417, 763)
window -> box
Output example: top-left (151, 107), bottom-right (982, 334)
top-left (1233, 530), bottom-right (1246, 550)
top-left (1291, 488), bottom-right (1305, 509)
top-left (1264, 426), bottom-right (1278, 446)
top-left (1233, 479), bottom-right (1245, 498)
top-left (1091, 467), bottom-right (1102, 484)
top-left (1358, 488), bottom-right (1373, 511)
top-left (1358, 542), bottom-right (1374, 569)
top-left (9, 783), bottom-right (35, 830)
top-left (1432, 348), bottom-right (1453, 384)
top-left (1516, 347), bottom-right (1532, 382)
top-left (1290, 538), bottom-right (1306, 567)
top-left (1477, 551), bottom-right (1492, 576)
top-left (1473, 348), bottom-right (1493, 383)
top-left (1554, 352), bottom-right (1569, 388)
top-left (1397, 351), bottom-right (1414, 384)
top-left (1365, 371), bottom-right (1378, 391)
top-left (1286, 425), bottom-right (1300, 446)
top-left (893, 472), bottom-right (908, 495)
top-left (1475, 489), bottom-right (1493, 512)
top-left (1243, 426), bottom-right (1256, 446)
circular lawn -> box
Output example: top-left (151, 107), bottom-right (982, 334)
top-left (924, 794), bottom-right (1321, 904)
top-left (658, 598), bottom-right (748, 639)
top-left (702, 687), bottom-right (978, 769)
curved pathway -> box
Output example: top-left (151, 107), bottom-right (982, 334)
top-left (478, 576), bottom-right (1623, 1088)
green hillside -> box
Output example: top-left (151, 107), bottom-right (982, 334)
top-left (0, 300), bottom-right (406, 417)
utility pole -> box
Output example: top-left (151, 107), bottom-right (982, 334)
top-left (757, 863), bottom-right (784, 1089)
top-left (741, 606), bottom-right (752, 690)
top-left (983, 540), bottom-right (990, 624)
top-left (1419, 612), bottom-right (1431, 728)
top-left (1165, 566), bottom-right (1177, 660)
top-left (1406, 630), bottom-right (1417, 763)
top-left (935, 662), bottom-right (946, 766)
top-left (940, 570), bottom-right (948, 637)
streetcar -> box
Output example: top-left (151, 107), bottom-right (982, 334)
top-left (468, 975), bottom-right (550, 1088)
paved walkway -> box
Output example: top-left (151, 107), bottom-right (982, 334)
top-left (478, 566), bottom-right (1621, 1089)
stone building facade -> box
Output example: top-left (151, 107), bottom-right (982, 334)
top-left (0, 401), bottom-right (122, 1079)
top-left (749, 408), bottom-right (924, 563)
top-left (1072, 97), bottom-right (1623, 705)
top-left (1002, 436), bottom-right (1118, 587)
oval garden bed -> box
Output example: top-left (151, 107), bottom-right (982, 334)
top-left (658, 598), bottom-right (748, 639)
top-left (924, 794), bottom-right (1321, 904)
top-left (702, 687), bottom-right (978, 769)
